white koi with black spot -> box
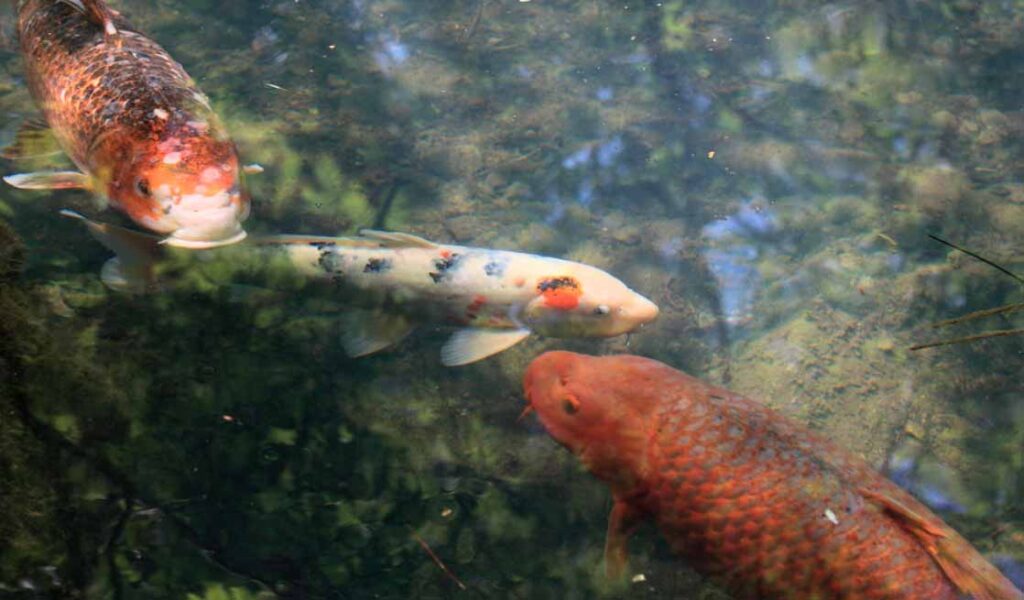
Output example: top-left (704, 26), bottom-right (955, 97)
top-left (62, 212), bottom-right (660, 365)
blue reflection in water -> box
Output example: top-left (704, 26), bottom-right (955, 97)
top-left (886, 455), bottom-right (967, 514)
top-left (993, 557), bottom-right (1024, 590)
top-left (596, 137), bottom-right (623, 167)
top-left (702, 202), bottom-right (777, 324)
top-left (691, 92), bottom-right (713, 113)
top-left (556, 137), bottom-right (626, 208)
top-left (544, 191), bottom-right (565, 226)
top-left (562, 146), bottom-right (592, 170)
top-left (372, 34), bottom-right (410, 73)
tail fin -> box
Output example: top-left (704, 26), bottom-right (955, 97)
top-left (864, 488), bottom-right (1024, 600)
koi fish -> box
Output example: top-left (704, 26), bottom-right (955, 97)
top-left (4, 0), bottom-right (259, 248)
top-left (61, 211), bottom-right (660, 365)
top-left (523, 351), bottom-right (1023, 599)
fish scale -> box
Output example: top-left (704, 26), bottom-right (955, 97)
top-left (646, 380), bottom-right (968, 598)
top-left (9, 0), bottom-right (249, 247)
top-left (523, 352), bottom-right (1024, 599)
top-left (19, 1), bottom-right (213, 167)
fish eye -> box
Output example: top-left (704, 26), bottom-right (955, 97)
top-left (593, 304), bottom-right (610, 316)
top-left (135, 178), bottom-right (151, 197)
top-left (562, 396), bottom-right (579, 415)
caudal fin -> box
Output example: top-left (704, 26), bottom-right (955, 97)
top-left (864, 488), bottom-right (1024, 600)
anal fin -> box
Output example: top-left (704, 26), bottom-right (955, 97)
top-left (440, 328), bottom-right (530, 366)
top-left (340, 311), bottom-right (414, 357)
top-left (863, 487), bottom-right (1024, 600)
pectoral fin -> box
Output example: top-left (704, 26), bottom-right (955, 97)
top-left (863, 487), bottom-right (1024, 600)
top-left (440, 328), bottom-right (530, 366)
top-left (242, 163), bottom-right (264, 175)
top-left (4, 171), bottom-right (91, 190)
top-left (340, 311), bottom-right (414, 357)
top-left (604, 499), bottom-right (643, 581)
top-left (60, 209), bottom-right (162, 293)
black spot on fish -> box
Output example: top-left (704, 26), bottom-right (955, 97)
top-left (364, 258), bottom-right (392, 273)
top-left (537, 276), bottom-right (579, 292)
top-left (429, 253), bottom-right (462, 283)
top-left (483, 260), bottom-right (506, 278)
top-left (318, 251), bottom-right (345, 275)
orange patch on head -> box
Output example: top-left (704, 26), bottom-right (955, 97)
top-left (537, 276), bottom-right (582, 310)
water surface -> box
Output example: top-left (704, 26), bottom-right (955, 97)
top-left (1, 1), bottom-right (1022, 598)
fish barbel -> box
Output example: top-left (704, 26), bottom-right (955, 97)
top-left (5, 0), bottom-right (256, 248)
top-left (523, 351), bottom-right (1023, 599)
top-left (61, 211), bottom-right (659, 365)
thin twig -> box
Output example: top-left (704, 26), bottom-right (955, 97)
top-left (930, 302), bottom-right (1024, 328)
top-left (410, 529), bottom-right (467, 590)
top-left (10, 382), bottom-right (277, 594)
top-left (372, 181), bottom-right (401, 230)
top-left (909, 328), bottom-right (1024, 351)
top-left (105, 497), bottom-right (133, 600)
top-left (927, 233), bottom-right (1024, 286)
top-left (460, 0), bottom-right (485, 44)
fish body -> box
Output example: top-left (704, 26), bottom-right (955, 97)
top-left (63, 212), bottom-right (660, 365)
top-left (7, 0), bottom-right (251, 248)
top-left (523, 351), bottom-right (1023, 600)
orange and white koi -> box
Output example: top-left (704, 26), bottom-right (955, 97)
top-left (62, 210), bottom-right (660, 365)
top-left (4, 0), bottom-right (259, 248)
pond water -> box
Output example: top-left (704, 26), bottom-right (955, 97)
top-left (1, 1), bottom-right (1022, 598)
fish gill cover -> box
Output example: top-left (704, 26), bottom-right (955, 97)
top-left (0, 0), bottom-right (1022, 598)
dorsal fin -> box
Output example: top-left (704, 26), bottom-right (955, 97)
top-left (61, 0), bottom-right (120, 37)
top-left (863, 488), bottom-right (1024, 600)
top-left (251, 230), bottom-right (439, 250)
top-left (251, 234), bottom-right (385, 249)
top-left (357, 229), bottom-right (438, 249)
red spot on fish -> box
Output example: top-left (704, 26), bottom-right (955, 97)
top-left (440, 249), bottom-right (452, 259)
top-left (466, 294), bottom-right (487, 320)
top-left (514, 277), bottom-right (526, 288)
top-left (537, 276), bottom-right (582, 310)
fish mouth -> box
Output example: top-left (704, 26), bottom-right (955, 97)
top-left (160, 194), bottom-right (248, 249)
top-left (161, 227), bottom-right (247, 249)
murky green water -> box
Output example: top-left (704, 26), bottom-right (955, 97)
top-left (1, 1), bottom-right (1023, 598)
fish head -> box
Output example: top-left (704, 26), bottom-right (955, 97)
top-left (523, 265), bottom-right (659, 338)
top-left (523, 351), bottom-right (660, 490)
top-left (108, 132), bottom-right (250, 249)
